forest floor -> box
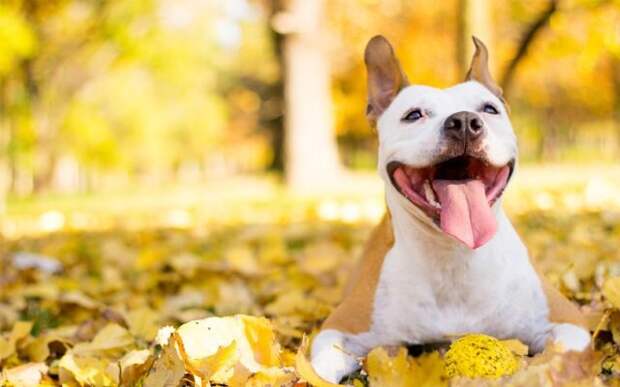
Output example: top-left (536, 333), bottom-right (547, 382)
top-left (2, 164), bottom-right (620, 386)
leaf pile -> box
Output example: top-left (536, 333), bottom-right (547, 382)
top-left (1, 209), bottom-right (620, 385)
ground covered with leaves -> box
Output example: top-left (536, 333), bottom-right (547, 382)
top-left (2, 203), bottom-right (620, 385)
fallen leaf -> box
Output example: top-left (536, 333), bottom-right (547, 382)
top-left (241, 315), bottom-right (280, 367)
top-left (59, 291), bottom-right (100, 309)
top-left (106, 349), bottom-right (153, 386)
top-left (603, 277), bottom-right (620, 308)
top-left (178, 335), bottom-right (240, 384)
top-left (244, 367), bottom-right (297, 387)
top-left (0, 321), bottom-right (33, 360)
top-left (175, 315), bottom-right (281, 374)
top-left (23, 331), bottom-right (71, 362)
top-left (501, 339), bottom-right (529, 357)
top-left (365, 347), bottom-right (446, 387)
top-left (72, 323), bottom-right (133, 356)
top-left (126, 307), bottom-right (160, 341)
top-left (2, 362), bottom-right (48, 387)
top-left (142, 339), bottom-right (185, 387)
top-left (58, 351), bottom-right (116, 386)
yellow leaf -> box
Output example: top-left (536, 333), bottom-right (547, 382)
top-left (295, 335), bottom-right (344, 387)
top-left (501, 339), bottom-right (529, 357)
top-left (2, 362), bottom-right (48, 387)
top-left (241, 315), bottom-right (281, 367)
top-left (58, 351), bottom-right (116, 386)
top-left (59, 291), bottom-right (100, 309)
top-left (610, 311), bottom-right (620, 345)
top-left (603, 277), bottom-right (620, 308)
top-left (177, 337), bottom-right (239, 384)
top-left (175, 315), bottom-right (280, 374)
top-left (366, 347), bottom-right (446, 387)
top-left (135, 248), bottom-right (162, 270)
top-left (127, 307), bottom-right (160, 341)
top-left (299, 242), bottom-right (345, 275)
top-left (0, 321), bottom-right (33, 360)
top-left (226, 246), bottom-right (261, 276)
top-left (244, 367), bottom-right (297, 387)
top-left (72, 323), bottom-right (133, 357)
top-left (23, 332), bottom-right (71, 362)
top-left (265, 291), bottom-right (329, 320)
top-left (106, 349), bottom-right (153, 387)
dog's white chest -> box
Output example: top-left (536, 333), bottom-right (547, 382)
top-left (368, 219), bottom-right (551, 350)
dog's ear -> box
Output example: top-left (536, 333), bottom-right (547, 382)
top-left (365, 35), bottom-right (409, 121)
top-left (465, 37), bottom-right (505, 103)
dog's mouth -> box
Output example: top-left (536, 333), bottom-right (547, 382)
top-left (387, 156), bottom-right (514, 249)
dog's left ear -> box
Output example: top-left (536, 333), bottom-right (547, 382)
top-left (364, 35), bottom-right (409, 121)
top-left (465, 37), bottom-right (505, 104)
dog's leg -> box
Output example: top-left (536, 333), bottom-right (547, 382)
top-left (311, 329), bottom-right (364, 383)
top-left (549, 323), bottom-right (591, 351)
top-left (311, 215), bottom-right (394, 382)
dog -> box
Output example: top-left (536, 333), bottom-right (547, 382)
top-left (310, 35), bottom-right (591, 383)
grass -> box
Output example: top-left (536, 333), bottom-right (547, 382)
top-left (4, 163), bottom-right (620, 238)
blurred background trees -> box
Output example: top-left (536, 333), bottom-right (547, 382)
top-left (0, 0), bottom-right (619, 201)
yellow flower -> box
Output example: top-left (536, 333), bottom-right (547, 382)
top-left (444, 334), bottom-right (519, 379)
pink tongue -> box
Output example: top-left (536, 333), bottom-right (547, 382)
top-left (432, 179), bottom-right (497, 249)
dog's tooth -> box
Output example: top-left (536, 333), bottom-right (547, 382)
top-left (423, 180), bottom-right (440, 208)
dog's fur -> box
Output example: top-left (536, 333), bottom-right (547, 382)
top-left (310, 36), bottom-right (591, 383)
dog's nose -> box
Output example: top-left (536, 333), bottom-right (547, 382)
top-left (443, 111), bottom-right (484, 142)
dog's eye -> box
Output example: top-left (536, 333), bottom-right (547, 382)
top-left (402, 109), bottom-right (423, 122)
top-left (482, 104), bottom-right (499, 115)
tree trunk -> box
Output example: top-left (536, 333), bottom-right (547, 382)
top-left (0, 82), bottom-right (8, 213)
top-left (280, 0), bottom-right (342, 191)
top-left (264, 0), bottom-right (286, 173)
top-left (499, 0), bottom-right (558, 95)
top-left (456, 0), bottom-right (493, 78)
top-left (611, 55), bottom-right (620, 150)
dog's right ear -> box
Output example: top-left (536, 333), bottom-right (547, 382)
top-left (365, 35), bottom-right (409, 122)
top-left (465, 37), bottom-right (505, 104)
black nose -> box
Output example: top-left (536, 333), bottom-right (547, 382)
top-left (443, 111), bottom-right (484, 142)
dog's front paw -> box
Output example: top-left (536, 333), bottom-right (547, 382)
top-left (311, 330), bottom-right (361, 383)
top-left (550, 323), bottom-right (591, 352)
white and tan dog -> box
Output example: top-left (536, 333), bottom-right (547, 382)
top-left (310, 36), bottom-right (591, 383)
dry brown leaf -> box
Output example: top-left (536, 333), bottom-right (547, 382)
top-left (142, 338), bottom-right (185, 387)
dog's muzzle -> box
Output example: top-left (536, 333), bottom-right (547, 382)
top-left (443, 111), bottom-right (485, 143)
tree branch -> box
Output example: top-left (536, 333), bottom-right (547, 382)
top-left (499, 0), bottom-right (558, 95)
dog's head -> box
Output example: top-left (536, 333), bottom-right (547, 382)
top-left (365, 35), bottom-right (516, 249)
